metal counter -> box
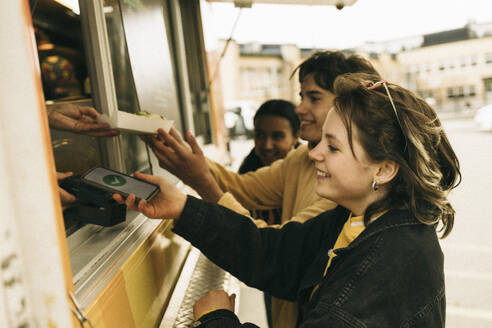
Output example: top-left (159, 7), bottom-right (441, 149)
top-left (160, 247), bottom-right (240, 328)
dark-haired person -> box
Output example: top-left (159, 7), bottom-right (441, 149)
top-left (146, 51), bottom-right (381, 328)
top-left (238, 99), bottom-right (300, 225)
top-left (239, 99), bottom-right (300, 173)
top-left (115, 72), bottom-right (461, 327)
top-left (238, 99), bottom-right (299, 328)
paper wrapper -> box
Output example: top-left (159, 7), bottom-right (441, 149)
top-left (98, 111), bottom-right (174, 134)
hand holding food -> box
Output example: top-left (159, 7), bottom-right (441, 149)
top-left (47, 103), bottom-right (120, 137)
top-left (98, 110), bottom-right (173, 135)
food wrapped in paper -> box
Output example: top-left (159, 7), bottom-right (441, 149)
top-left (98, 110), bottom-right (173, 134)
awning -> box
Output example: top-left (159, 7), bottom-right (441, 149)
top-left (206, 0), bottom-right (357, 9)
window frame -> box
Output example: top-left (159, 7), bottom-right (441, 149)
top-left (66, 0), bottom-right (198, 307)
top-left (79, 0), bottom-right (127, 172)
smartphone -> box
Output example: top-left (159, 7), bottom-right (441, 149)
top-left (81, 166), bottom-right (160, 203)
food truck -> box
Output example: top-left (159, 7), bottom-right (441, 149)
top-left (0, 0), bottom-right (355, 327)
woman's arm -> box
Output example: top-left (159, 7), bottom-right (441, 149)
top-left (147, 129), bottom-right (225, 202)
top-left (173, 195), bottom-right (330, 300)
top-left (147, 128), bottom-right (287, 209)
top-left (113, 172), bottom-right (333, 299)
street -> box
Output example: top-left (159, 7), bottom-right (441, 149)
top-left (230, 117), bottom-right (492, 327)
top-left (442, 118), bottom-right (492, 327)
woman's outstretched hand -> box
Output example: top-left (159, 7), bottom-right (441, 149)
top-left (147, 129), bottom-right (224, 202)
top-left (112, 172), bottom-right (187, 220)
top-left (149, 128), bottom-right (210, 188)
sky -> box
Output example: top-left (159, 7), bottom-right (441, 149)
top-left (201, 0), bottom-right (492, 50)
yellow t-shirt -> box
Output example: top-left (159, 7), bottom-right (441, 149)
top-left (310, 211), bottom-right (388, 299)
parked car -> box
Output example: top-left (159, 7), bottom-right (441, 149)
top-left (474, 104), bottom-right (492, 131)
top-left (224, 101), bottom-right (257, 138)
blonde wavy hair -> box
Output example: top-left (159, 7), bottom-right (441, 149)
top-left (333, 73), bottom-right (461, 238)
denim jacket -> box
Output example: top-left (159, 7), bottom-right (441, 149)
top-left (173, 196), bottom-right (446, 328)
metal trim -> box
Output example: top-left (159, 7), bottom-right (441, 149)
top-left (207, 0), bottom-right (357, 5)
top-left (79, 0), bottom-right (125, 172)
top-left (167, 0), bottom-right (196, 134)
top-left (159, 247), bottom-right (201, 327)
top-left (159, 248), bottom-right (240, 328)
top-left (69, 213), bottom-right (163, 307)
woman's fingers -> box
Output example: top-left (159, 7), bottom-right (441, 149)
top-left (161, 129), bottom-right (180, 149)
top-left (113, 193), bottom-right (142, 210)
top-left (137, 199), bottom-right (153, 216)
top-left (124, 194), bottom-right (134, 207)
top-left (150, 135), bottom-right (175, 154)
top-left (113, 193), bottom-right (137, 210)
top-left (134, 172), bottom-right (161, 185)
top-left (125, 194), bottom-right (139, 210)
top-left (113, 194), bottom-right (125, 204)
top-left (157, 129), bottom-right (187, 157)
top-left (138, 200), bottom-right (159, 218)
top-left (79, 114), bottom-right (98, 123)
top-left (150, 137), bottom-right (180, 163)
top-left (137, 199), bottom-right (147, 211)
top-left (171, 128), bottom-right (193, 152)
top-left (169, 128), bottom-right (185, 144)
top-left (158, 157), bottom-right (175, 172)
top-left (113, 193), bottom-right (150, 215)
top-left (186, 130), bottom-right (203, 155)
top-left (151, 145), bottom-right (177, 171)
top-left (78, 105), bottom-right (99, 119)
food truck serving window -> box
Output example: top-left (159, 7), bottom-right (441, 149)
top-left (29, 0), bottom-right (213, 313)
top-left (32, 0), bottom-right (109, 235)
top-left (30, 0), bottom-right (192, 280)
top-left (31, 0), bottom-right (187, 235)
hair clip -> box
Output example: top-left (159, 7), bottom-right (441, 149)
top-left (364, 79), bottom-right (409, 152)
top-left (366, 80), bottom-right (389, 90)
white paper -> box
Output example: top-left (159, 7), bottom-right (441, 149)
top-left (98, 111), bottom-right (174, 134)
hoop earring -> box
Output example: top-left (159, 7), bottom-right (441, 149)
top-left (372, 180), bottom-right (379, 191)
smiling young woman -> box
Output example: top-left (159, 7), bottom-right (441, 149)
top-left (309, 107), bottom-right (399, 216)
top-left (114, 71), bottom-right (461, 327)
top-left (325, 73), bottom-right (460, 235)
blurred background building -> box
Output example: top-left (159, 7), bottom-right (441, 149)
top-left (206, 8), bottom-right (492, 326)
top-left (215, 21), bottom-right (492, 120)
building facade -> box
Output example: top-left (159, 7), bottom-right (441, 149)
top-left (397, 35), bottom-right (492, 111)
top-left (216, 22), bottom-right (492, 114)
top-left (218, 40), bottom-right (302, 111)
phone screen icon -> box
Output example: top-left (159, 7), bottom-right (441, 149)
top-left (83, 167), bottom-right (158, 200)
top-left (103, 174), bottom-right (127, 187)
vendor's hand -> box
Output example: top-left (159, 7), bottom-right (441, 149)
top-left (148, 129), bottom-right (224, 202)
top-left (112, 172), bottom-right (187, 219)
top-left (193, 290), bottom-right (236, 320)
top-left (47, 103), bottom-right (119, 137)
top-left (57, 171), bottom-right (76, 205)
